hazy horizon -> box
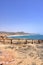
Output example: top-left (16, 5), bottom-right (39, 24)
top-left (0, 0), bottom-right (43, 34)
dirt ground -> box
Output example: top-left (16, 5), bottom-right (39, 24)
top-left (0, 40), bottom-right (43, 65)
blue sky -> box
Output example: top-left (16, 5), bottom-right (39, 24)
top-left (0, 0), bottom-right (43, 34)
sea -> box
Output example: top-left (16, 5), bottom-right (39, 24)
top-left (7, 34), bottom-right (43, 40)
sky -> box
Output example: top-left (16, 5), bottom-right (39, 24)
top-left (0, 0), bottom-right (43, 34)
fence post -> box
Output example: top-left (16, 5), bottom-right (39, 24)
top-left (11, 39), bottom-right (12, 44)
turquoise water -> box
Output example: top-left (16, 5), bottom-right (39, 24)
top-left (8, 35), bottom-right (43, 40)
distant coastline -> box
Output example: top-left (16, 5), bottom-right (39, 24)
top-left (0, 31), bottom-right (40, 35)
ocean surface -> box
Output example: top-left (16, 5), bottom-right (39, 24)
top-left (8, 34), bottom-right (43, 40)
